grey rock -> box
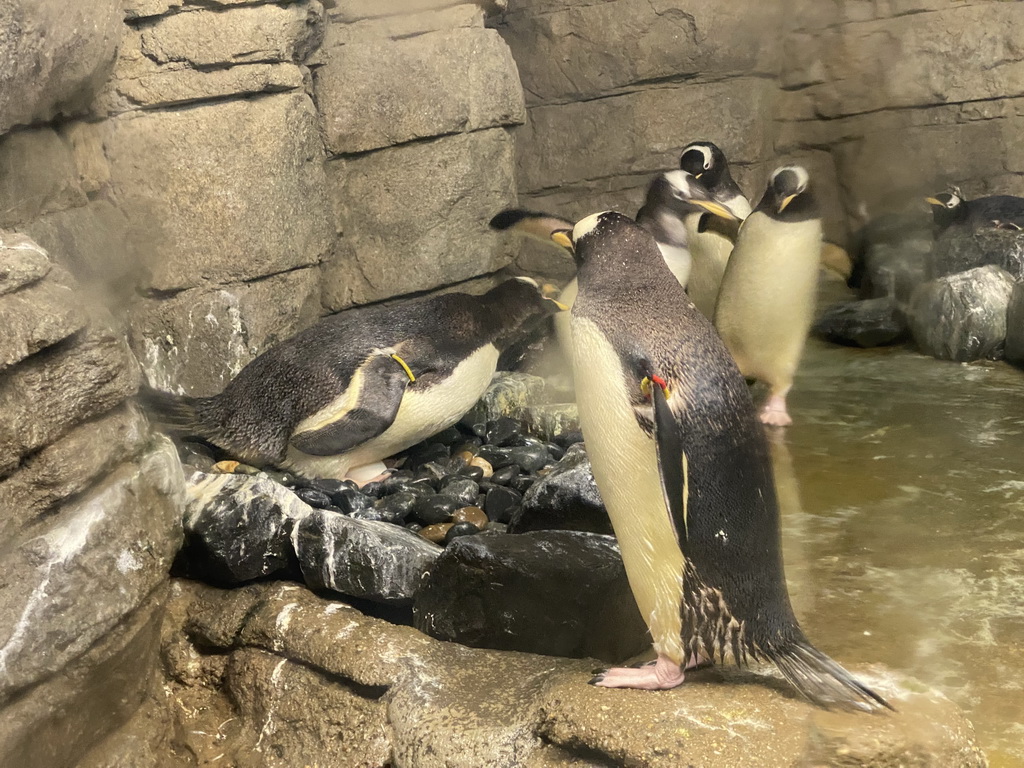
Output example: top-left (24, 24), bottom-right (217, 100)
top-left (0, 404), bottom-right (150, 540)
top-left (316, 27), bottom-right (525, 155)
top-left (413, 529), bottom-right (647, 663)
top-left (813, 297), bottom-right (908, 348)
top-left (862, 237), bottom-right (932, 306)
top-left (511, 444), bottom-right (611, 535)
top-left (183, 472), bottom-right (315, 584)
top-left (0, 233), bottom-right (51, 296)
top-left (908, 265), bottom-right (1016, 362)
top-left (0, 127), bottom-right (88, 228)
top-left (522, 402), bottom-right (580, 442)
top-left (463, 372), bottom-right (547, 428)
top-left (293, 508), bottom-right (441, 605)
top-left (0, 274), bottom-right (86, 372)
top-left (0, 326), bottom-right (141, 476)
top-left (1006, 281), bottom-right (1024, 368)
top-left (105, 92), bottom-right (333, 293)
top-left (0, 439), bottom-right (183, 702)
top-left (321, 128), bottom-right (517, 309)
top-left (0, 0), bottom-right (123, 134)
top-left (128, 266), bottom-right (321, 396)
top-left (58, 121), bottom-right (110, 194)
top-left (930, 227), bottom-right (1024, 282)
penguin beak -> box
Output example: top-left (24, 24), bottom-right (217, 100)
top-left (550, 230), bottom-right (574, 251)
top-left (924, 197), bottom-right (943, 206)
top-left (689, 200), bottom-right (738, 221)
top-left (545, 297), bottom-right (570, 311)
top-left (778, 193), bottom-right (798, 213)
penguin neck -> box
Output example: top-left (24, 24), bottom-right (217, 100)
top-left (476, 282), bottom-right (548, 350)
top-left (756, 189), bottom-right (819, 223)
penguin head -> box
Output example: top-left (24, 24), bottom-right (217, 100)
top-left (680, 141), bottom-right (727, 186)
top-left (641, 170), bottom-right (741, 223)
top-left (757, 166), bottom-right (818, 221)
top-left (568, 211), bottom-right (660, 266)
top-left (925, 188), bottom-right (966, 229)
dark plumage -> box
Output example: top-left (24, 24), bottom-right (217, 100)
top-left (926, 189), bottom-right (1024, 234)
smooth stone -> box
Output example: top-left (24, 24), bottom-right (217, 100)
top-left (455, 449), bottom-right (477, 465)
top-left (468, 455), bottom-right (493, 477)
top-left (263, 470), bottom-right (298, 487)
top-left (294, 487), bottom-right (334, 509)
top-left (482, 522), bottom-right (508, 535)
top-left (470, 422), bottom-right (487, 438)
top-left (544, 442), bottom-right (565, 461)
top-left (178, 442), bottom-right (215, 471)
top-left (444, 456), bottom-right (468, 474)
top-left (510, 475), bottom-right (535, 494)
top-left (213, 460), bottom-right (240, 473)
top-left (412, 494), bottom-right (463, 525)
top-left (552, 431), bottom-right (584, 449)
top-left (485, 416), bottom-right (521, 447)
top-left (439, 477), bottom-right (479, 506)
top-left (431, 426), bottom-right (462, 445)
top-left (233, 463), bottom-right (262, 476)
top-left (444, 521), bottom-right (480, 544)
top-left (419, 461), bottom-right (449, 485)
top-left (380, 470), bottom-right (415, 494)
top-left (506, 445), bottom-right (550, 473)
top-left (331, 488), bottom-right (374, 516)
top-left (406, 443), bottom-right (449, 469)
top-left (419, 522), bottom-right (454, 543)
top-left (452, 506), bottom-right (488, 528)
top-left (490, 465), bottom-right (519, 486)
top-left (484, 486), bottom-right (521, 524)
top-left (406, 522), bottom-right (422, 534)
top-left (359, 480), bottom-right (386, 498)
top-left (452, 438), bottom-right (483, 455)
top-left (304, 478), bottom-right (358, 503)
top-left (374, 491), bottom-right (418, 524)
top-left (476, 445), bottom-right (514, 469)
top-left (511, 444), bottom-right (611, 535)
top-left (813, 297), bottom-right (908, 348)
top-left (350, 509), bottom-right (387, 522)
top-left (459, 465), bottom-right (485, 482)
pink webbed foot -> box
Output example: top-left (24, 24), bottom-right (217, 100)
top-left (759, 393), bottom-right (792, 427)
top-left (589, 654), bottom-right (696, 690)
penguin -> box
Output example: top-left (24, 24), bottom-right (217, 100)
top-left (678, 141), bottom-right (753, 319)
top-left (560, 210), bottom-right (889, 711)
top-left (490, 171), bottom-right (737, 353)
top-left (714, 166), bottom-right (822, 427)
top-left (142, 278), bottom-right (563, 484)
top-left (925, 187), bottom-right (1024, 235)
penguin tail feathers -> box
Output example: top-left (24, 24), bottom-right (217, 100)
top-left (138, 384), bottom-right (210, 438)
top-left (489, 208), bottom-right (575, 250)
top-left (772, 640), bottom-right (894, 713)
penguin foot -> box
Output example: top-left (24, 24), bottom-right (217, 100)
top-left (346, 461), bottom-right (393, 487)
top-left (589, 654), bottom-right (685, 690)
top-left (759, 395), bottom-right (792, 427)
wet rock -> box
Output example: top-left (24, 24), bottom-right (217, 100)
top-left (294, 486), bottom-right (334, 509)
top-left (0, 233), bottom-right (51, 295)
top-left (183, 471), bottom-right (312, 584)
top-left (0, 266), bottom-right (84, 372)
top-left (177, 441), bottom-right (216, 472)
top-left (459, 464), bottom-right (485, 482)
top-left (523, 403), bottom-right (581, 442)
top-left (294, 508), bottom-right (440, 605)
top-left (813, 296), bottom-right (908, 348)
top-left (490, 464), bottom-right (519, 486)
top-left (414, 530), bottom-right (647, 663)
top-left (483, 486), bottom-right (521, 524)
top-left (331, 487), bottom-right (375, 516)
top-left (511, 444), bottom-right (611, 535)
top-left (463, 372), bottom-right (547, 427)
top-left (1006, 281), bottom-right (1024, 368)
top-left (412, 494), bottom-right (462, 525)
top-left (930, 226), bottom-right (1024, 281)
top-left (908, 265), bottom-right (1016, 362)
top-left (444, 521), bottom-right (480, 544)
top-left (373, 491), bottom-right (418, 524)
top-left (405, 441), bottom-right (449, 469)
top-left (509, 474), bottom-right (536, 495)
top-left (506, 444), bottom-right (551, 473)
top-left (485, 416), bottom-right (522, 447)
top-left (451, 506), bottom-right (488, 529)
top-left (419, 522), bottom-right (454, 544)
top-left (439, 476), bottom-right (479, 507)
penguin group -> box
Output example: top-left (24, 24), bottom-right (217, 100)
top-left (492, 142), bottom-right (823, 427)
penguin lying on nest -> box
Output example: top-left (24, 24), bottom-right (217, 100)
top-left (142, 278), bottom-right (563, 485)
top-left (554, 210), bottom-right (890, 711)
top-left (714, 166), bottom-right (822, 427)
top-left (678, 141), bottom-right (753, 318)
top-left (926, 186), bottom-right (1024, 234)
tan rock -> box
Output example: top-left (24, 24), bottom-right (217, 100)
top-left (0, 232), bottom-right (51, 296)
top-left (322, 127), bottom-right (517, 309)
top-left (105, 93), bottom-right (334, 292)
top-left (58, 121), bottom-right (111, 194)
top-left (316, 27), bottom-right (525, 154)
top-left (0, 127), bottom-right (87, 229)
top-left (0, 276), bottom-right (85, 372)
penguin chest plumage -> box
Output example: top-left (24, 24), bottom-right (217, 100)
top-left (656, 243), bottom-right (692, 288)
top-left (285, 344), bottom-right (500, 479)
top-left (683, 212), bottom-right (732, 319)
top-left (714, 212), bottom-right (821, 385)
top-left (570, 314), bottom-right (687, 664)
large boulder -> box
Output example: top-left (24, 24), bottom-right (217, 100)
top-left (929, 226), bottom-right (1024, 281)
top-left (907, 265), bottom-right (1016, 361)
top-left (413, 529), bottom-right (644, 662)
top-left (1006, 280), bottom-right (1024, 368)
top-left (813, 296), bottom-right (908, 348)
top-left (511, 443), bottom-right (611, 535)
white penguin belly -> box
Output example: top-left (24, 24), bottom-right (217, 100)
top-left (684, 212), bottom-right (732, 319)
top-left (570, 315), bottom-right (687, 663)
top-left (285, 345), bottom-right (500, 480)
top-left (657, 243), bottom-right (691, 289)
top-left (554, 277), bottom-right (579, 359)
top-left (715, 213), bottom-right (821, 389)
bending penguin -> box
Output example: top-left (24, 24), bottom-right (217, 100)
top-left (560, 210), bottom-right (889, 711)
top-left (715, 166), bottom-right (822, 427)
top-left (925, 186), bottom-right (1024, 235)
top-left (678, 141), bottom-right (752, 319)
top-left (142, 278), bottom-right (563, 484)
top-left (490, 171), bottom-right (737, 350)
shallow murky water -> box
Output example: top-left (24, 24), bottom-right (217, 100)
top-left (774, 335), bottom-right (1024, 766)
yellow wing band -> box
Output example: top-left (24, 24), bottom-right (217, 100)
top-left (391, 353), bottom-right (416, 383)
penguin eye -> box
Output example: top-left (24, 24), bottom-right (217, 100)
top-left (946, 199), bottom-right (957, 208)
top-left (703, 159), bottom-right (711, 171)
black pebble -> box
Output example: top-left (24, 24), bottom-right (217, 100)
top-left (452, 439), bottom-right (483, 455)
top-left (431, 427), bottom-right (462, 445)
top-left (406, 443), bottom-right (450, 469)
top-left (381, 470), bottom-right (415, 494)
top-left (471, 422), bottom-right (487, 438)
top-left (419, 461), bottom-right (449, 486)
top-left (477, 445), bottom-right (514, 469)
top-left (374, 491), bottom-right (418, 524)
top-left (412, 494), bottom-right (463, 525)
top-left (305, 478), bottom-right (359, 504)
top-left (544, 442), bottom-right (565, 461)
top-left (552, 430), bottom-right (584, 448)
top-left (484, 486), bottom-right (522, 524)
top-left (439, 477), bottom-right (479, 506)
top-left (490, 465), bottom-right (520, 486)
top-left (294, 487), bottom-right (334, 509)
top-left (351, 508), bottom-right (386, 522)
top-left (360, 480), bottom-right (386, 498)
top-left (332, 488), bottom-right (374, 515)
top-left (510, 475), bottom-right (535, 494)
top-left (406, 522), bottom-right (423, 534)
top-left (319, 504), bottom-right (345, 514)
top-left (506, 445), bottom-right (550, 473)
top-left (444, 521), bottom-right (480, 544)
top-left (485, 417), bottom-right (521, 447)
top-left (459, 465), bottom-right (485, 482)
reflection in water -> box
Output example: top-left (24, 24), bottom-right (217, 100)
top-left (772, 338), bottom-right (1024, 766)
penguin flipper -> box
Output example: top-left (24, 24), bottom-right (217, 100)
top-left (647, 375), bottom-right (689, 545)
top-left (289, 355), bottom-right (411, 457)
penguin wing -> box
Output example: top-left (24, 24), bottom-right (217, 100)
top-left (646, 375), bottom-right (689, 545)
top-left (288, 353), bottom-right (412, 456)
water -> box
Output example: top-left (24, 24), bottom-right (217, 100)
top-left (775, 336), bottom-right (1024, 766)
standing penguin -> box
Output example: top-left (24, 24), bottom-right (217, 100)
top-left (563, 210), bottom-right (888, 710)
top-left (714, 166), bottom-right (822, 427)
top-left (142, 278), bottom-right (562, 484)
top-left (678, 141), bottom-right (752, 318)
